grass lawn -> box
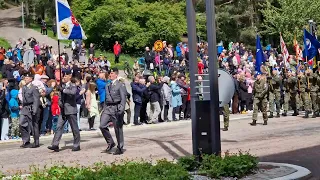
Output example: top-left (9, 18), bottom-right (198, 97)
top-left (29, 23), bottom-right (71, 45)
top-left (0, 37), bottom-right (11, 49)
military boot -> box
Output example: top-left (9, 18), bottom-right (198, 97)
top-left (312, 112), bottom-right (318, 118)
top-left (268, 112), bottom-right (273, 118)
top-left (276, 113), bottom-right (280, 118)
top-left (222, 127), bottom-right (228, 131)
top-left (250, 120), bottom-right (257, 126)
top-left (292, 110), bottom-right (299, 116)
top-left (263, 121), bottom-right (268, 125)
top-left (303, 111), bottom-right (309, 118)
top-left (282, 111), bottom-right (287, 116)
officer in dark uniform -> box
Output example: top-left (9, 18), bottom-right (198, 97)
top-left (20, 73), bottom-right (40, 148)
top-left (100, 68), bottom-right (127, 155)
top-left (47, 71), bottom-right (81, 152)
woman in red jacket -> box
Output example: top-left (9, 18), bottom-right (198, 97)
top-left (113, 41), bottom-right (121, 64)
top-left (51, 89), bottom-right (60, 134)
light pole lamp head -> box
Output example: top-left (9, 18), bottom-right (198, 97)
top-left (309, 19), bottom-right (314, 24)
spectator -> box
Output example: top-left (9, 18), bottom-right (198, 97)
top-left (161, 76), bottom-right (172, 122)
top-left (170, 75), bottom-right (182, 121)
top-left (148, 76), bottom-right (162, 124)
top-left (131, 76), bottom-right (147, 125)
top-left (144, 47), bottom-right (153, 69)
top-left (113, 41), bottom-right (121, 64)
top-left (85, 82), bottom-right (99, 130)
top-left (8, 89), bottom-right (20, 139)
top-left (50, 88), bottom-right (60, 134)
top-left (176, 74), bottom-right (189, 120)
top-left (96, 72), bottom-right (110, 109)
top-left (89, 43), bottom-right (95, 57)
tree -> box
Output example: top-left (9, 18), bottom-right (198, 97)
top-left (261, 0), bottom-right (320, 47)
top-left (72, 0), bottom-right (186, 54)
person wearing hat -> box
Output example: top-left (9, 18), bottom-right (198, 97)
top-left (283, 70), bottom-right (300, 116)
top-left (47, 70), bottom-right (80, 152)
top-left (19, 73), bottom-right (41, 148)
top-left (100, 67), bottom-right (127, 155)
top-left (297, 69), bottom-right (312, 118)
top-left (250, 72), bottom-right (268, 126)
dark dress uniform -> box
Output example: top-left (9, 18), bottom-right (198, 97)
top-left (20, 81), bottom-right (40, 148)
top-left (100, 77), bottom-right (127, 155)
top-left (48, 80), bottom-right (80, 152)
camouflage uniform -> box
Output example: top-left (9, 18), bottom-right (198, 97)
top-left (315, 70), bottom-right (320, 117)
top-left (251, 78), bottom-right (268, 126)
top-left (222, 104), bottom-right (229, 131)
top-left (285, 74), bottom-right (300, 116)
top-left (309, 72), bottom-right (319, 118)
top-left (298, 73), bottom-right (312, 118)
top-left (268, 73), bottom-right (282, 118)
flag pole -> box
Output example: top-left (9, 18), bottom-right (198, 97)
top-left (58, 40), bottom-right (62, 86)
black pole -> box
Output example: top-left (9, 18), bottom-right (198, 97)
top-left (206, 0), bottom-right (221, 155)
top-left (186, 0), bottom-right (199, 156)
top-left (58, 40), bottom-right (62, 87)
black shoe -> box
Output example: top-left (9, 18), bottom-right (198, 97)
top-left (282, 112), bottom-right (287, 116)
top-left (90, 128), bottom-right (97, 131)
top-left (72, 146), bottom-right (81, 152)
top-left (134, 122), bottom-right (142, 126)
top-left (31, 144), bottom-right (40, 148)
top-left (222, 127), bottom-right (228, 131)
top-left (47, 145), bottom-right (60, 152)
top-left (276, 113), bottom-right (280, 118)
top-left (250, 120), bottom-right (257, 126)
top-left (173, 119), bottom-right (179, 121)
top-left (113, 148), bottom-right (123, 155)
top-left (20, 142), bottom-right (31, 148)
top-left (106, 143), bottom-right (115, 152)
top-left (268, 114), bottom-right (273, 118)
top-left (292, 111), bottom-right (299, 116)
top-left (263, 121), bottom-right (268, 125)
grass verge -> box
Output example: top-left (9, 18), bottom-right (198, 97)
top-left (0, 37), bottom-right (11, 49)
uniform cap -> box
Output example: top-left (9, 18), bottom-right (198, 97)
top-left (40, 75), bottom-right (49, 79)
top-left (108, 67), bottom-right (119, 74)
top-left (24, 72), bottom-right (34, 78)
top-left (62, 70), bottom-right (72, 76)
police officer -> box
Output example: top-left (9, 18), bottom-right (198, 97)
top-left (47, 71), bottom-right (80, 152)
top-left (20, 73), bottom-right (40, 148)
top-left (250, 72), bottom-right (268, 126)
top-left (100, 68), bottom-right (127, 155)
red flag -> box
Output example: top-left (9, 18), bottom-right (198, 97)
top-left (280, 33), bottom-right (289, 65)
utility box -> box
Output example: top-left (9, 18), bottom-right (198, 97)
top-left (195, 100), bottom-right (212, 155)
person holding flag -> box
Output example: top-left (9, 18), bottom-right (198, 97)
top-left (251, 35), bottom-right (268, 126)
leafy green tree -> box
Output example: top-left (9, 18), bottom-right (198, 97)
top-left (72, 0), bottom-right (186, 54)
top-left (261, 0), bottom-right (320, 47)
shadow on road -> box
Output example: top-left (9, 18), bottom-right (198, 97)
top-left (260, 144), bottom-right (320, 179)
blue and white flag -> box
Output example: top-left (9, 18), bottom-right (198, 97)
top-left (55, 0), bottom-right (86, 40)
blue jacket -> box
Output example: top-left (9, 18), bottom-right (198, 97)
top-left (176, 45), bottom-right (182, 57)
top-left (131, 82), bottom-right (147, 104)
top-left (9, 89), bottom-right (19, 118)
top-left (6, 51), bottom-right (12, 59)
top-left (171, 81), bottom-right (182, 108)
top-left (96, 78), bottom-right (110, 103)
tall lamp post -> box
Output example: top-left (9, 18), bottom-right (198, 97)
top-left (22, 1), bottom-right (25, 30)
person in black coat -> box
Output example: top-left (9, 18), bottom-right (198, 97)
top-left (0, 85), bottom-right (10, 140)
top-left (144, 47), bottom-right (153, 70)
top-left (45, 60), bottom-right (55, 79)
top-left (238, 76), bottom-right (248, 113)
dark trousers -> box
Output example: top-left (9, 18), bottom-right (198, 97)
top-left (185, 100), bottom-right (191, 118)
top-left (20, 110), bottom-right (41, 145)
top-left (51, 114), bottom-right (80, 148)
top-left (158, 101), bottom-right (163, 121)
top-left (115, 55), bottom-right (120, 64)
top-left (172, 106), bottom-right (180, 120)
top-left (88, 116), bottom-right (95, 129)
top-left (134, 103), bottom-right (142, 125)
top-left (42, 29), bottom-right (47, 35)
top-left (140, 102), bottom-right (148, 123)
top-left (232, 93), bottom-right (239, 114)
top-left (180, 95), bottom-right (188, 118)
top-left (100, 111), bottom-right (124, 150)
top-left (163, 104), bottom-right (169, 120)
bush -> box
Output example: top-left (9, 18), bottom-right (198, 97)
top-left (178, 151), bottom-right (258, 179)
top-left (27, 159), bottom-right (191, 180)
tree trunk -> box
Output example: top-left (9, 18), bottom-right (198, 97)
top-left (25, 0), bottom-right (31, 27)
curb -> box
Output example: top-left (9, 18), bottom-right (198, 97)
top-left (259, 162), bottom-right (312, 180)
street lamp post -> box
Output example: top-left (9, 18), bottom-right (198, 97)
top-left (22, 1), bottom-right (25, 30)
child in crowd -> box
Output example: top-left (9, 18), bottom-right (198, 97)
top-left (51, 88), bottom-right (60, 134)
top-left (8, 89), bottom-right (20, 139)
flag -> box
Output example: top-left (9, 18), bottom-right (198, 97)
top-left (303, 29), bottom-right (320, 61)
top-left (255, 35), bottom-right (264, 73)
top-left (293, 34), bottom-right (302, 61)
top-left (280, 33), bottom-right (289, 65)
top-left (55, 0), bottom-right (86, 40)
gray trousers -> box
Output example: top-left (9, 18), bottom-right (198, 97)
top-left (150, 102), bottom-right (161, 123)
top-left (100, 110), bottom-right (124, 150)
top-left (51, 114), bottom-right (80, 148)
top-left (20, 112), bottom-right (40, 145)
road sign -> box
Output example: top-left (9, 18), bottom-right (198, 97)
top-left (154, 40), bottom-right (164, 52)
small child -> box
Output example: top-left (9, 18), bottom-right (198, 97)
top-left (51, 89), bottom-right (60, 134)
top-left (8, 89), bottom-right (20, 139)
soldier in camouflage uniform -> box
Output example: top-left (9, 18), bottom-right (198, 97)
top-left (309, 69), bottom-right (319, 118)
top-left (315, 66), bottom-right (320, 117)
top-left (297, 70), bottom-right (312, 118)
top-left (267, 69), bottom-right (282, 118)
top-left (222, 104), bottom-right (229, 131)
top-left (251, 72), bottom-right (268, 126)
top-left (282, 71), bottom-right (299, 116)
